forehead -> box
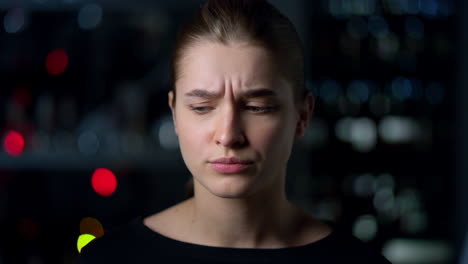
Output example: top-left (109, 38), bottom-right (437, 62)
top-left (175, 41), bottom-right (288, 94)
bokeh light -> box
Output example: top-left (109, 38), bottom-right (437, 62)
top-left (335, 117), bottom-right (377, 151)
top-left (350, 118), bottom-right (377, 152)
top-left (379, 116), bottom-right (418, 144)
top-left (77, 234), bottom-right (96, 253)
top-left (401, 0), bottom-right (421, 15)
top-left (383, 239), bottom-right (453, 264)
top-left (335, 117), bottom-right (354, 143)
top-left (45, 48), bottom-right (69, 75)
top-left (373, 187), bottom-right (397, 215)
top-left (319, 80), bottom-right (341, 104)
top-left (353, 173), bottom-right (377, 197)
top-left (419, 0), bottom-right (438, 17)
top-left (398, 189), bottom-right (422, 213)
top-left (401, 210), bottom-right (428, 234)
top-left (4, 8), bottom-right (26, 33)
top-left (156, 117), bottom-right (179, 150)
top-left (4, 130), bottom-right (25, 157)
top-left (91, 168), bottom-right (117, 197)
top-left (374, 173), bottom-right (399, 222)
top-left (0, 0), bottom-right (456, 261)
top-left (376, 173), bottom-right (396, 190)
top-left (78, 4), bottom-right (103, 30)
top-left (377, 32), bottom-right (400, 61)
top-left (80, 217), bottom-right (104, 238)
top-left (353, 214), bottom-right (378, 242)
top-left (78, 130), bottom-right (100, 155)
top-left (368, 16), bottom-right (389, 38)
top-left (347, 80), bottom-right (371, 104)
top-left (102, 132), bottom-right (120, 155)
top-left (391, 77), bottom-right (413, 101)
top-left (328, 0), bottom-right (376, 17)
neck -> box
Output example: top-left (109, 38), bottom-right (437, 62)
top-left (185, 181), bottom-right (303, 248)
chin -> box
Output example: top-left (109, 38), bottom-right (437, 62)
top-left (199, 175), bottom-right (258, 199)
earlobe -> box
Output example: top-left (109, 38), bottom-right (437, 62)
top-left (168, 91), bottom-right (178, 135)
top-left (294, 92), bottom-right (315, 139)
top-left (295, 121), bottom-right (306, 138)
top-left (168, 91), bottom-right (175, 111)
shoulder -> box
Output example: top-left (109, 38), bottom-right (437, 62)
top-left (317, 226), bottom-right (392, 263)
top-left (77, 218), bottom-right (153, 264)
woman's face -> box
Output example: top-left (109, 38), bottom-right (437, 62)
top-left (170, 41), bottom-right (309, 199)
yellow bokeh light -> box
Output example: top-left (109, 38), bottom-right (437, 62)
top-left (80, 217), bottom-right (104, 238)
top-left (77, 234), bottom-right (96, 253)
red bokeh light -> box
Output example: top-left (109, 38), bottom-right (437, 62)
top-left (4, 130), bottom-right (25, 157)
top-left (46, 48), bottom-right (69, 75)
top-left (91, 168), bottom-right (117, 197)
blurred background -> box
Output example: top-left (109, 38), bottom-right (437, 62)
top-left (0, 0), bottom-right (466, 263)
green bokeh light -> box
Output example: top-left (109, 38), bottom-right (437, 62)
top-left (77, 234), bottom-right (96, 253)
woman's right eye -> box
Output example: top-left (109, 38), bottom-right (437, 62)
top-left (189, 106), bottom-right (213, 114)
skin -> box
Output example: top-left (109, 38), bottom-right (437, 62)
top-left (144, 41), bottom-right (330, 249)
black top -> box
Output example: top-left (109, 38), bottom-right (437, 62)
top-left (78, 218), bottom-right (391, 264)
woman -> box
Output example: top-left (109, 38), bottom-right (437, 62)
top-left (79, 0), bottom-right (391, 263)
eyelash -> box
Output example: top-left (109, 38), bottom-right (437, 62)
top-left (190, 106), bottom-right (213, 114)
top-left (189, 105), bottom-right (277, 115)
top-left (244, 106), bottom-right (276, 113)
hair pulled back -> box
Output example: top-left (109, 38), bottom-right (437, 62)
top-left (171, 0), bottom-right (306, 104)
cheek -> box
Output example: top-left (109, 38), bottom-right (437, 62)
top-left (174, 114), bottom-right (207, 163)
top-left (177, 119), bottom-right (207, 149)
top-left (245, 122), bottom-right (277, 147)
top-left (245, 114), bottom-right (296, 153)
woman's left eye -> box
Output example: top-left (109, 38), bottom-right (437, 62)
top-left (245, 105), bottom-right (276, 113)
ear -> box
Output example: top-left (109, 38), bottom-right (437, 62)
top-left (168, 91), bottom-right (178, 135)
top-left (295, 92), bottom-right (315, 138)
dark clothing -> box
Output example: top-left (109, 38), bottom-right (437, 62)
top-left (78, 218), bottom-right (391, 263)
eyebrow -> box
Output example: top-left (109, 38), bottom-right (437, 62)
top-left (184, 89), bottom-right (220, 99)
top-left (242, 88), bottom-right (277, 99)
top-left (184, 88), bottom-right (277, 99)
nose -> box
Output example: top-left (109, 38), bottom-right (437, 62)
top-left (215, 106), bottom-right (246, 148)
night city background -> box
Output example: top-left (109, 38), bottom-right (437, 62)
top-left (0, 0), bottom-right (467, 263)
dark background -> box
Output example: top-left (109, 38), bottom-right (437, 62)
top-left (0, 0), bottom-right (466, 263)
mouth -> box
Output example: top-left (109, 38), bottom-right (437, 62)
top-left (208, 157), bottom-right (254, 174)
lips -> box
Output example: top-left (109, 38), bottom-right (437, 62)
top-left (208, 157), bottom-right (253, 174)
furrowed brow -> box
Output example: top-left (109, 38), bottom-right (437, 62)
top-left (184, 89), bottom-right (220, 99)
top-left (184, 88), bottom-right (277, 100)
